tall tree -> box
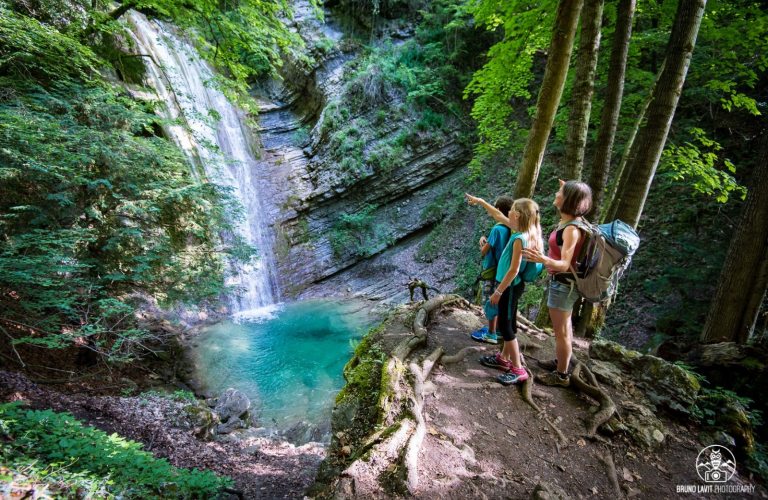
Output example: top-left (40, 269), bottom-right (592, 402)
top-left (514, 0), bottom-right (584, 198)
top-left (563, 0), bottom-right (605, 181)
top-left (609, 0), bottom-right (707, 228)
top-left (584, 0), bottom-right (636, 219)
top-left (700, 136), bottom-right (768, 343)
top-left (602, 59), bottom-right (665, 222)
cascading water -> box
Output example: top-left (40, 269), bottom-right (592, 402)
top-left (126, 12), bottom-right (279, 314)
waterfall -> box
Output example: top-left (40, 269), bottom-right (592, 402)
top-left (126, 12), bottom-right (279, 314)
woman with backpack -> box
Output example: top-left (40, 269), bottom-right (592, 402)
top-left (465, 195), bottom-right (544, 385)
top-left (521, 180), bottom-right (592, 387)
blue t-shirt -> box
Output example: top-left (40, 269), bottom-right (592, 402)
top-left (483, 224), bottom-right (511, 270)
top-left (496, 232), bottom-right (528, 284)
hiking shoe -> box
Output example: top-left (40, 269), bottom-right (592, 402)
top-left (536, 370), bottom-right (570, 387)
top-left (481, 333), bottom-right (499, 344)
top-left (480, 353), bottom-right (512, 370)
top-left (537, 358), bottom-right (573, 373)
top-left (470, 327), bottom-right (490, 341)
top-left (498, 367), bottom-right (529, 386)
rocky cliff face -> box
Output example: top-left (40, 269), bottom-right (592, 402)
top-left (250, 3), bottom-right (470, 304)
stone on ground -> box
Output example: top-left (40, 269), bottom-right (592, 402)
top-left (214, 388), bottom-right (250, 422)
top-left (532, 481), bottom-right (572, 500)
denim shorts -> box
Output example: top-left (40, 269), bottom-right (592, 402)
top-left (547, 280), bottom-right (579, 312)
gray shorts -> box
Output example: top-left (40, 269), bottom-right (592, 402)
top-left (547, 280), bottom-right (580, 312)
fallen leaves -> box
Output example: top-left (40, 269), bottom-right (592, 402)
top-left (622, 467), bottom-right (634, 482)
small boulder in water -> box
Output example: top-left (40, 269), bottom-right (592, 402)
top-left (214, 388), bottom-right (250, 422)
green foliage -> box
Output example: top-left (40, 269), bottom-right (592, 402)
top-left (320, 99), bottom-right (351, 135)
top-left (463, 0), bottom-right (556, 175)
top-left (0, 402), bottom-right (230, 499)
top-left (329, 204), bottom-right (393, 259)
top-left (694, 387), bottom-right (763, 428)
top-left (0, 1), bottom-right (261, 361)
top-left (0, 7), bottom-right (101, 83)
top-left (0, 79), bottom-right (253, 359)
top-left (660, 127), bottom-right (745, 203)
top-left (368, 139), bottom-right (406, 177)
top-left (746, 442), bottom-right (768, 482)
top-left (291, 125), bottom-right (310, 147)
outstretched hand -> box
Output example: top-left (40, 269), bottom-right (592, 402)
top-left (465, 193), bottom-right (482, 206)
top-left (522, 248), bottom-right (545, 264)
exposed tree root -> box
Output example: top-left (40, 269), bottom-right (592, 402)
top-left (404, 346), bottom-right (444, 492)
top-left (596, 448), bottom-right (623, 499)
top-left (382, 295), bottom-right (458, 426)
top-left (441, 346), bottom-right (486, 365)
top-left (520, 368), bottom-right (568, 451)
top-left (438, 382), bottom-right (503, 390)
top-left (376, 295), bottom-right (460, 493)
top-left (570, 360), bottom-right (616, 439)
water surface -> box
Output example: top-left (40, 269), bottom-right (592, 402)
top-left (192, 299), bottom-right (378, 431)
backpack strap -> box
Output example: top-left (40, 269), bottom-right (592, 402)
top-left (554, 219), bottom-right (596, 284)
top-left (554, 219), bottom-right (589, 247)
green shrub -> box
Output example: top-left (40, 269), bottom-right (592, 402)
top-left (0, 402), bottom-right (230, 499)
top-left (320, 100), bottom-right (350, 134)
top-left (329, 204), bottom-right (393, 258)
top-left (415, 108), bottom-right (445, 131)
top-left (291, 126), bottom-right (310, 146)
top-left (368, 142), bottom-right (406, 177)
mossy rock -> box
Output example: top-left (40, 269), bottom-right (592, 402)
top-left (602, 401), bottom-right (666, 449)
top-left (586, 359), bottom-right (623, 388)
top-left (589, 339), bottom-right (643, 368)
top-left (590, 340), bottom-right (700, 414)
top-left (632, 355), bottom-right (700, 414)
top-left (184, 403), bottom-right (219, 441)
top-left (714, 399), bottom-right (754, 454)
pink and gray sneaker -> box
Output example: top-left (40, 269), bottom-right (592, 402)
top-left (480, 353), bottom-right (514, 371)
top-left (498, 367), bottom-right (529, 385)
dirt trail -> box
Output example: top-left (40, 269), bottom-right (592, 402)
top-left (409, 306), bottom-right (763, 499)
top-left (314, 300), bottom-right (764, 500)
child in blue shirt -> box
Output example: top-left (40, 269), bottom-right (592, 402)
top-left (470, 196), bottom-right (513, 344)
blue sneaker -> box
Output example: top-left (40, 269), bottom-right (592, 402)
top-left (470, 326), bottom-right (489, 341)
top-left (478, 333), bottom-right (499, 345)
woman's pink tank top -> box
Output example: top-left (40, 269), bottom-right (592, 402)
top-left (547, 226), bottom-right (584, 274)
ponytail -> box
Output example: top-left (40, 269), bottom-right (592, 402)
top-left (512, 198), bottom-right (543, 254)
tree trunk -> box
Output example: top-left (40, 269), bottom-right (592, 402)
top-left (514, 0), bottom-right (585, 199)
top-left (584, 0), bottom-right (635, 220)
top-left (701, 135), bottom-right (768, 343)
top-left (576, 301), bottom-right (605, 337)
top-left (563, 0), bottom-right (605, 181)
top-left (535, 289), bottom-right (553, 329)
top-left (603, 58), bottom-right (666, 222)
top-left (107, 0), bottom-right (135, 21)
top-left (610, 0), bottom-right (707, 228)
